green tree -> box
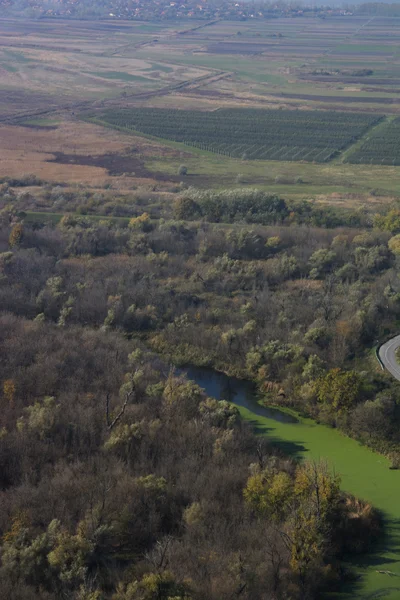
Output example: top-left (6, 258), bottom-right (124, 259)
top-left (129, 212), bottom-right (153, 232)
top-left (174, 196), bottom-right (201, 220)
top-left (17, 396), bottom-right (60, 440)
top-left (47, 521), bottom-right (93, 589)
top-left (309, 248), bottom-right (336, 278)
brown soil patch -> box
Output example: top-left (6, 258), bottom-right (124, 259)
top-left (0, 118), bottom-right (186, 187)
top-left (49, 151), bottom-right (180, 181)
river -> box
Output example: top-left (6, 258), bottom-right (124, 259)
top-left (180, 365), bottom-right (400, 599)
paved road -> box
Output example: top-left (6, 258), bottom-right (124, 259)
top-left (379, 335), bottom-right (400, 380)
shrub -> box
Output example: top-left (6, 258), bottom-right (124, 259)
top-left (178, 165), bottom-right (188, 176)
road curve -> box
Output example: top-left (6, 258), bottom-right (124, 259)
top-left (379, 335), bottom-right (400, 380)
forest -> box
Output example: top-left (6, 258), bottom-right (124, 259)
top-left (1, 180), bottom-right (398, 598)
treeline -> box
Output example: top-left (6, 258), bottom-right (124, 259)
top-left (174, 188), bottom-right (367, 228)
top-left (1, 182), bottom-right (372, 228)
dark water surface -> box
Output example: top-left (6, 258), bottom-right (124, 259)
top-left (179, 365), bottom-right (298, 424)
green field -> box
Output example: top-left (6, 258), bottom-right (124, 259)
top-left (88, 71), bottom-right (154, 83)
top-left (147, 62), bottom-right (174, 73)
top-left (346, 116), bottom-right (400, 165)
top-left (90, 107), bottom-right (381, 163)
top-left (21, 117), bottom-right (61, 127)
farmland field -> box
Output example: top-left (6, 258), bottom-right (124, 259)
top-left (346, 116), bottom-right (400, 165)
top-left (2, 15), bottom-right (400, 198)
top-left (89, 107), bottom-right (382, 163)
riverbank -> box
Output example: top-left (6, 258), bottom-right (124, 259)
top-left (182, 366), bottom-right (400, 599)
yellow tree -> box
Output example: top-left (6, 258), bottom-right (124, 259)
top-left (388, 234), bottom-right (400, 255)
top-left (9, 223), bottom-right (23, 248)
top-left (284, 461), bottom-right (341, 594)
top-left (294, 460), bottom-right (341, 522)
top-left (244, 468), bottom-right (293, 521)
top-left (3, 379), bottom-right (15, 408)
top-left (128, 212), bottom-right (152, 231)
top-left (284, 510), bottom-right (323, 593)
top-left (313, 368), bottom-right (361, 414)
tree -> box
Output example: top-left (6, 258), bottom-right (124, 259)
top-left (314, 368), bottom-right (362, 414)
top-left (244, 467), bottom-right (293, 521)
top-left (112, 571), bottom-right (190, 599)
top-left (3, 379), bottom-right (15, 408)
top-left (47, 520), bottom-right (93, 590)
top-left (302, 355), bottom-right (325, 381)
top-left (374, 209), bottom-right (400, 233)
top-left (283, 461), bottom-right (341, 595)
top-left (9, 223), bottom-right (23, 248)
top-left (308, 248), bottom-right (336, 278)
top-left (16, 396), bottom-right (60, 440)
top-left (294, 460), bottom-right (341, 522)
top-left (173, 197), bottom-right (201, 220)
top-left (284, 511), bottom-right (323, 595)
top-left (129, 212), bottom-right (152, 232)
top-left (388, 234), bottom-right (400, 255)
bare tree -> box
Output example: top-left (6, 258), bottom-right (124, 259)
top-left (105, 373), bottom-right (137, 430)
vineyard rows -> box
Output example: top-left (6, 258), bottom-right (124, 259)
top-left (345, 117), bottom-right (400, 165)
top-left (95, 108), bottom-right (381, 163)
